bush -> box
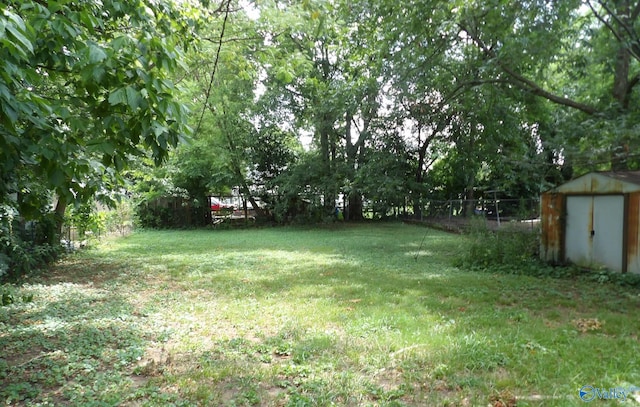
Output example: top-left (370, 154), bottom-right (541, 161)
top-left (103, 200), bottom-right (134, 235)
top-left (460, 218), bottom-right (540, 271)
top-left (0, 204), bottom-right (61, 282)
top-left (1, 284), bottom-right (35, 307)
top-left (135, 204), bottom-right (181, 228)
top-left (65, 202), bottom-right (105, 238)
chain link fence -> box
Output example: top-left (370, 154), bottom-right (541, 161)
top-left (406, 198), bottom-right (540, 232)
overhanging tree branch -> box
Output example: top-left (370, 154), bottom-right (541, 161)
top-left (459, 21), bottom-right (599, 115)
top-left (443, 78), bottom-right (511, 107)
top-left (597, 0), bottom-right (637, 41)
top-left (204, 35), bottom-right (264, 44)
top-left (626, 72), bottom-right (640, 105)
top-left (632, 0), bottom-right (640, 19)
top-left (587, 0), bottom-right (640, 62)
top-left (587, 1), bottom-right (625, 42)
top-left (498, 64), bottom-right (599, 115)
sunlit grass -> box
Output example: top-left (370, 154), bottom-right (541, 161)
top-left (2, 223), bottom-right (640, 406)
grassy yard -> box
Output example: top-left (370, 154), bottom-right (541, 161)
top-left (1, 223), bottom-right (640, 406)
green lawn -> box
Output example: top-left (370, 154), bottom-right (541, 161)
top-left (2, 223), bottom-right (640, 406)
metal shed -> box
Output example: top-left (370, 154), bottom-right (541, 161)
top-left (540, 171), bottom-right (640, 274)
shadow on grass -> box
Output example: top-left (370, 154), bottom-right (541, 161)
top-left (4, 224), bottom-right (640, 405)
top-left (125, 226), bottom-right (640, 405)
top-left (0, 277), bottom-right (180, 405)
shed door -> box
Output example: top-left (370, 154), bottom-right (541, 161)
top-left (565, 195), bottom-right (624, 272)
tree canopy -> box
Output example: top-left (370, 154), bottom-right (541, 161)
top-left (0, 0), bottom-right (202, 213)
top-left (0, 0), bottom-right (202, 276)
top-left (3, 0), bottom-right (640, 275)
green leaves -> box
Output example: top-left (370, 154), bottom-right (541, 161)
top-left (275, 67), bottom-right (295, 84)
top-left (0, 10), bottom-right (34, 59)
top-left (125, 86), bottom-right (142, 110)
top-left (86, 42), bottom-right (107, 64)
top-left (107, 88), bottom-right (128, 106)
top-left (108, 86), bottom-right (143, 110)
top-left (0, 0), bottom-right (202, 247)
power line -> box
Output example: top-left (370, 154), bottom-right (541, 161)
top-left (194, 0), bottom-right (234, 137)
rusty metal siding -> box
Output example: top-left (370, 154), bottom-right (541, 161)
top-left (540, 193), bottom-right (564, 263)
top-left (627, 192), bottom-right (640, 274)
top-left (542, 172), bottom-right (640, 273)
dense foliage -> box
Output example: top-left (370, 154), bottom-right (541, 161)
top-left (0, 0), bottom-right (201, 277)
top-left (4, 0), bottom-right (640, 275)
top-left (161, 0), bottom-right (640, 225)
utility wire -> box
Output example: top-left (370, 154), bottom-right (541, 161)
top-left (414, 227), bottom-right (429, 261)
top-left (194, 0), bottom-right (233, 136)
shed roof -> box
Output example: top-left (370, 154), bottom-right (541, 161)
top-left (550, 171), bottom-right (640, 194)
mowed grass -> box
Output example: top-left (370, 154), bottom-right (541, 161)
top-left (2, 223), bottom-right (640, 406)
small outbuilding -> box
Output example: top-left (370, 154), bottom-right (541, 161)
top-left (540, 171), bottom-right (640, 274)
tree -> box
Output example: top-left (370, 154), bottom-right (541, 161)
top-left (362, 0), bottom-right (640, 217)
top-left (0, 0), bottom-right (199, 232)
top-left (353, 129), bottom-right (413, 218)
top-left (182, 5), bottom-right (281, 220)
top-left (373, 0), bottom-right (530, 216)
top-left (0, 0), bottom-right (202, 276)
top-left (454, 0), bottom-right (640, 171)
top-left (250, 0), bottom-right (389, 220)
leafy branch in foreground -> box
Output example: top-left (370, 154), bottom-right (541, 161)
top-left (0, 0), bottom-right (212, 277)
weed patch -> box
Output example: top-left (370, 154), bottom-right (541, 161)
top-left (460, 219), bottom-right (640, 289)
top-left (459, 218), bottom-right (540, 269)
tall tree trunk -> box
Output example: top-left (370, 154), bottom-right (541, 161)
top-left (239, 181), bottom-right (265, 219)
top-left (411, 116), bottom-right (448, 219)
top-left (202, 194), bottom-right (212, 226)
top-left (318, 112), bottom-right (336, 213)
top-left (464, 184), bottom-right (475, 218)
top-left (344, 111), bottom-right (364, 221)
top-left (414, 127), bottom-right (425, 219)
top-left (221, 120), bottom-right (267, 221)
top-left (613, 48), bottom-right (630, 107)
top-left (612, 15), bottom-right (632, 170)
top-left (347, 193), bottom-right (364, 221)
top-left (461, 122), bottom-right (477, 218)
top-left (54, 195), bottom-right (67, 242)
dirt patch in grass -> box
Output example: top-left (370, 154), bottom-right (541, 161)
top-left (135, 345), bottom-right (173, 377)
top-left (40, 257), bottom-right (129, 286)
top-left (489, 390), bottom-right (517, 407)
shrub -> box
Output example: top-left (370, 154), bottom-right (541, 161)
top-left (103, 200), bottom-right (134, 235)
top-left (1, 284), bottom-right (35, 307)
top-left (65, 202), bottom-right (105, 238)
top-left (461, 218), bottom-right (540, 270)
top-left (0, 204), bottom-right (61, 282)
top-left (135, 203), bottom-right (181, 228)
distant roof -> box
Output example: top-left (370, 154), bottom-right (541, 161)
top-left (549, 171), bottom-right (640, 194)
top-left (596, 171), bottom-right (640, 186)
